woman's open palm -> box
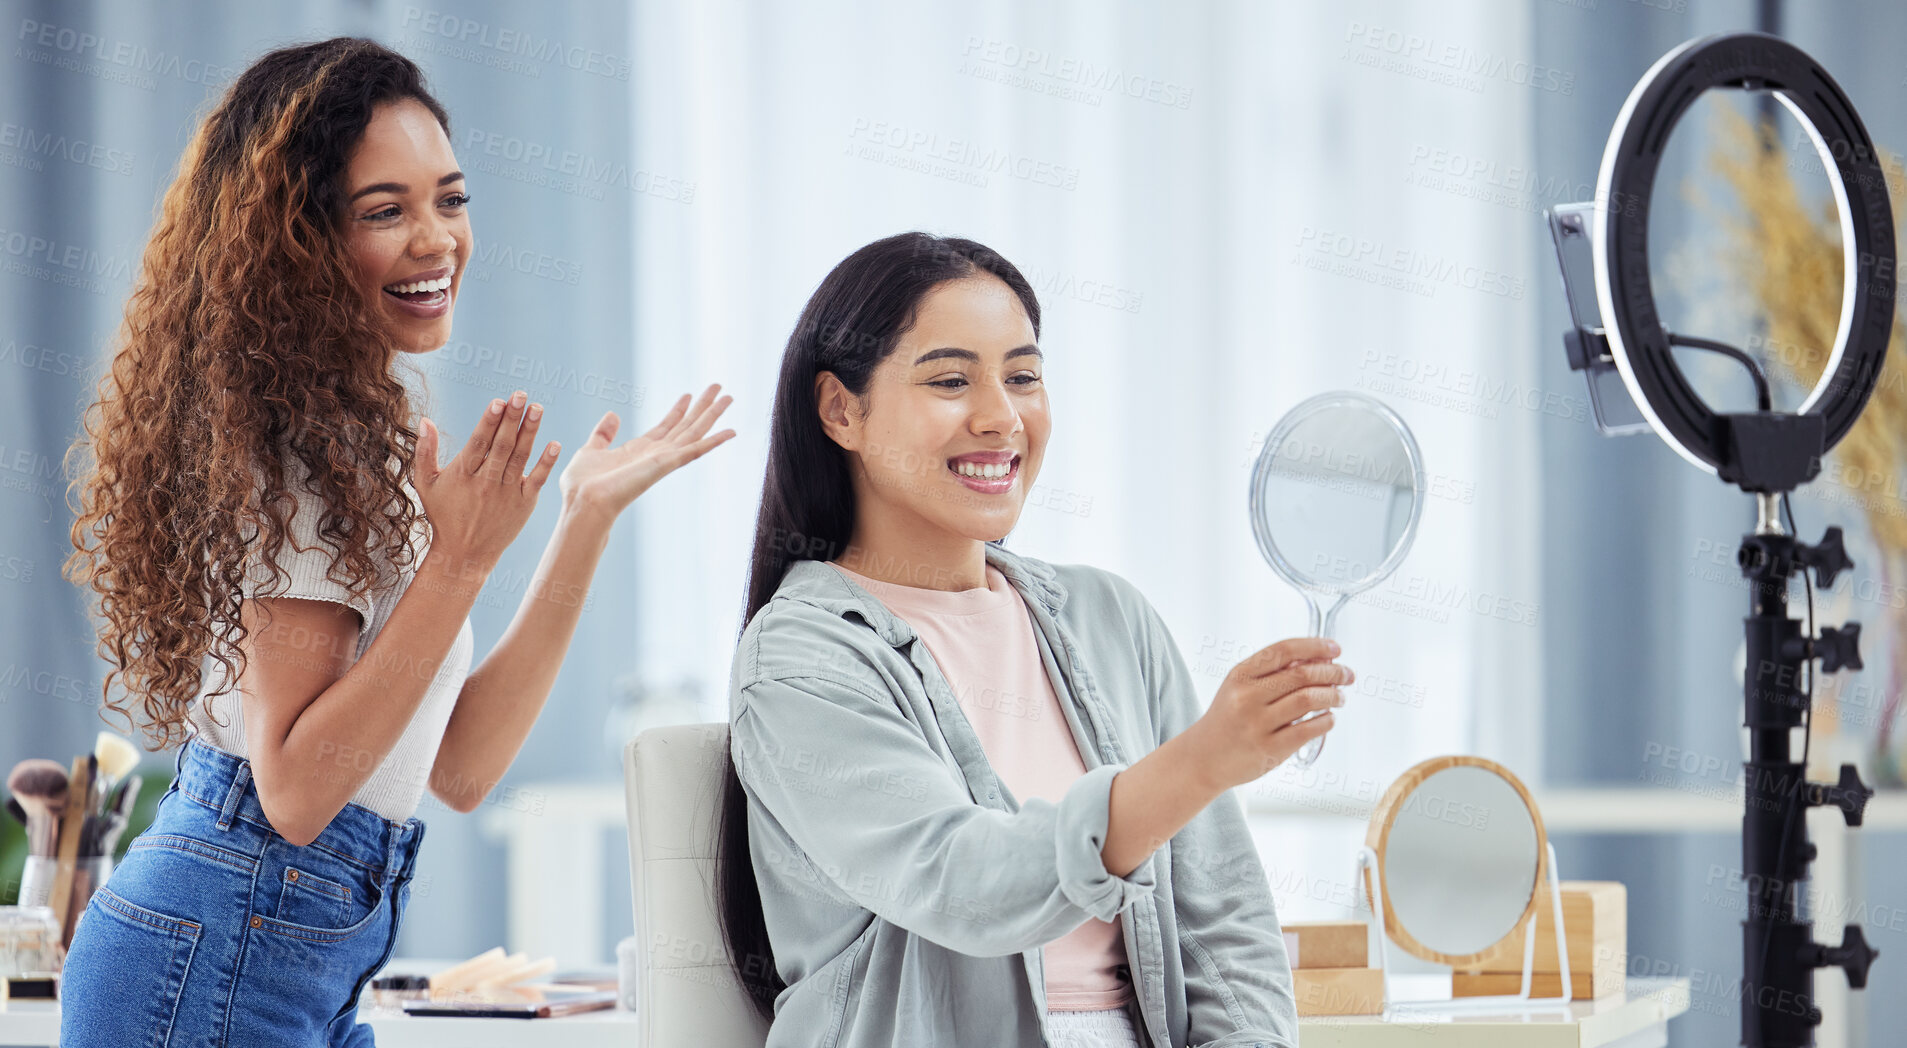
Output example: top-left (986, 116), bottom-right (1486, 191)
top-left (412, 393), bottom-right (559, 572)
top-left (560, 384), bottom-right (736, 515)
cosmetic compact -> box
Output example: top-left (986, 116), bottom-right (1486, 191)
top-left (369, 974), bottom-right (432, 1008)
top-left (0, 906), bottom-right (63, 1002)
top-left (0, 906), bottom-right (63, 977)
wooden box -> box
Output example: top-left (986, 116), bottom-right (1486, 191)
top-left (1457, 880), bottom-right (1626, 1000)
top-left (1293, 966), bottom-right (1384, 1016)
top-left (1282, 920), bottom-right (1368, 970)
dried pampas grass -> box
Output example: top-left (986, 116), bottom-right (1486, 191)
top-left (1706, 103), bottom-right (1907, 782)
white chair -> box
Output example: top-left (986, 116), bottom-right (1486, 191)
top-left (623, 722), bottom-right (772, 1048)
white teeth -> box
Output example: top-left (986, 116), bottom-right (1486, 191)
top-left (385, 274), bottom-right (453, 295)
top-left (953, 459), bottom-right (1013, 479)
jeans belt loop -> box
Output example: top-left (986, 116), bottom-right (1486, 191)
top-left (216, 760), bottom-right (251, 831)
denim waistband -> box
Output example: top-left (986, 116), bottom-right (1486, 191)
top-left (171, 736), bottom-right (424, 880)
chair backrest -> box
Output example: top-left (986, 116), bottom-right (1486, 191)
top-left (623, 722), bottom-right (771, 1048)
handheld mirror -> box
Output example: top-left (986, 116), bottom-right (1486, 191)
top-left (1249, 391), bottom-right (1425, 766)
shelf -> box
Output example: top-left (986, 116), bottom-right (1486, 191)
top-left (1244, 786), bottom-right (1907, 832)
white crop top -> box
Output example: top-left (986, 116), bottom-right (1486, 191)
top-left (186, 460), bottom-right (474, 823)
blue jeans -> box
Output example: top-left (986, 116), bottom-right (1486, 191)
top-left (59, 737), bottom-right (425, 1047)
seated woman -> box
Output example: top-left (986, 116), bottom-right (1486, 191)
top-left (718, 232), bottom-right (1353, 1048)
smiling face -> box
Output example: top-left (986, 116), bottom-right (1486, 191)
top-left (340, 98), bottom-right (471, 355)
top-left (817, 273), bottom-right (1049, 561)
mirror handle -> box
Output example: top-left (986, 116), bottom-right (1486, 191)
top-left (1291, 592), bottom-right (1351, 767)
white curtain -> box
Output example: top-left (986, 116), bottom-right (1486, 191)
top-left (625, 0), bottom-right (1544, 923)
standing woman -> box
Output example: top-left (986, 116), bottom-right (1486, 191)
top-left (59, 38), bottom-right (733, 1047)
top-left (719, 233), bottom-right (1349, 1048)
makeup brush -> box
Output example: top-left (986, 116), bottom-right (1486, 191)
top-left (4, 797), bottom-right (41, 854)
top-left (80, 732), bottom-right (140, 859)
top-left (68, 860), bottom-right (96, 936)
top-left (80, 811), bottom-right (106, 858)
top-left (93, 731), bottom-right (140, 813)
top-left (93, 814), bottom-right (126, 859)
top-left (25, 809), bottom-right (59, 857)
top-left (48, 754), bottom-right (95, 934)
top-left (105, 768), bottom-right (142, 817)
top-left (93, 775), bottom-right (142, 858)
top-left (7, 759), bottom-right (70, 856)
top-left (113, 774), bottom-right (143, 818)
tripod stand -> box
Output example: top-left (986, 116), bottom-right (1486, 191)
top-left (1736, 492), bottom-right (1878, 1046)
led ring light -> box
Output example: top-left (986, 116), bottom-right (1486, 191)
top-left (1558, 35), bottom-right (1893, 1047)
top-left (1591, 32), bottom-right (1895, 485)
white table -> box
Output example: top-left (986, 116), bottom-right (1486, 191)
top-left (1253, 786), bottom-right (1907, 1048)
top-left (0, 958), bottom-right (638, 1047)
top-left (1299, 975), bottom-right (1690, 1047)
top-left (5, 972), bottom-right (1687, 1047)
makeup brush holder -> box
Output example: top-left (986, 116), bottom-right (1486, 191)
top-left (19, 854), bottom-right (112, 945)
top-left (18, 855), bottom-right (112, 910)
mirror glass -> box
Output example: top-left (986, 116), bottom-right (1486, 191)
top-left (1250, 391), bottom-right (1424, 765)
top-left (1371, 761), bottom-right (1543, 964)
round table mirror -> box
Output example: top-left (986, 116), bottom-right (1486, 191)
top-left (1249, 391), bottom-right (1425, 766)
top-left (1364, 756), bottom-right (1548, 968)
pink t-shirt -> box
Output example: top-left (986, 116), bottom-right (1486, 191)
top-left (830, 560), bottom-right (1133, 1011)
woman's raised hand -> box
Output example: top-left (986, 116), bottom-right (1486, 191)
top-left (1185, 637), bottom-right (1352, 789)
top-left (412, 390), bottom-right (559, 573)
top-left (558, 383), bottom-right (736, 516)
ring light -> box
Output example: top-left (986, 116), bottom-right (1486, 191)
top-left (1579, 33), bottom-right (1894, 490)
top-left (1546, 33), bottom-right (1890, 1048)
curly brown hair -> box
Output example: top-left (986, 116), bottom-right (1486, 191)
top-left (62, 38), bottom-right (451, 749)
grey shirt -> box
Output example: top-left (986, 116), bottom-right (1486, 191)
top-left (728, 541), bottom-right (1299, 1048)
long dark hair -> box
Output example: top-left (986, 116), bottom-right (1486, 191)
top-left (718, 232), bottom-right (1042, 1018)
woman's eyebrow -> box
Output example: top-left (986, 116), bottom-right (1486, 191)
top-left (347, 170), bottom-right (466, 204)
top-left (913, 344), bottom-right (1042, 365)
